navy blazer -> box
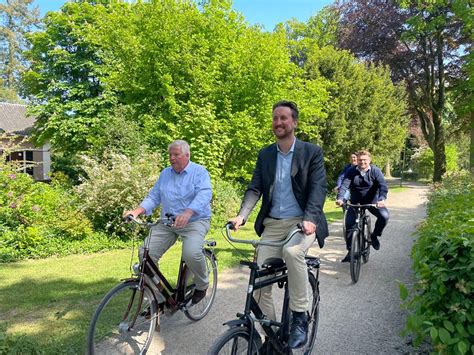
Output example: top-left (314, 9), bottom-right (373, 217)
top-left (238, 139), bottom-right (329, 248)
top-left (337, 164), bottom-right (388, 204)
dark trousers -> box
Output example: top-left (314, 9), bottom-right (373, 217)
top-left (345, 206), bottom-right (390, 250)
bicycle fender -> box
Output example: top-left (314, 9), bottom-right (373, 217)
top-left (120, 277), bottom-right (139, 282)
top-left (223, 319), bottom-right (249, 328)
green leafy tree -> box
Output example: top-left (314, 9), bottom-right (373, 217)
top-left (336, 0), bottom-right (471, 182)
top-left (22, 2), bottom-right (114, 156)
top-left (289, 42), bottom-right (408, 180)
top-left (0, 0), bottom-right (39, 101)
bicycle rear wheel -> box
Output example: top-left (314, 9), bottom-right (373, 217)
top-left (289, 272), bottom-right (320, 355)
top-left (183, 250), bottom-right (218, 321)
top-left (350, 230), bottom-right (361, 283)
top-left (87, 280), bottom-right (157, 355)
top-left (362, 217), bottom-right (371, 263)
top-left (208, 326), bottom-right (262, 354)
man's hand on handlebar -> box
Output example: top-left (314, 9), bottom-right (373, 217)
top-left (336, 199), bottom-right (344, 207)
top-left (123, 207), bottom-right (145, 220)
top-left (228, 215), bottom-right (245, 231)
top-left (376, 200), bottom-right (386, 208)
top-left (174, 209), bottom-right (194, 228)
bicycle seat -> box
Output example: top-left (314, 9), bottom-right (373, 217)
top-left (261, 257), bottom-right (285, 269)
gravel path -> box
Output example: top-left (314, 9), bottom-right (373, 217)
top-left (148, 183), bottom-right (428, 354)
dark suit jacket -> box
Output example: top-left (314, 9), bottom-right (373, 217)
top-left (238, 139), bottom-right (329, 248)
top-left (337, 164), bottom-right (388, 204)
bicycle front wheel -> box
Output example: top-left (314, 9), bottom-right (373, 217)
top-left (184, 250), bottom-right (218, 321)
top-left (350, 230), bottom-right (362, 283)
top-left (289, 271), bottom-right (320, 355)
top-left (208, 326), bottom-right (262, 354)
top-left (362, 217), bottom-right (371, 264)
top-left (342, 207), bottom-right (348, 241)
top-left (87, 280), bottom-right (157, 355)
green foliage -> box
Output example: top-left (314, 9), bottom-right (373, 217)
top-left (0, 162), bottom-right (101, 261)
top-left (21, 2), bottom-right (114, 155)
top-left (21, 0), bottom-right (409, 185)
top-left (74, 151), bottom-right (162, 238)
top-left (299, 44), bottom-right (408, 180)
top-left (0, 0), bottom-right (40, 98)
top-left (413, 144), bottom-right (459, 179)
top-left (402, 172), bottom-right (474, 354)
top-left (210, 178), bottom-right (242, 228)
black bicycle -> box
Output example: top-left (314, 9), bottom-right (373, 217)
top-left (345, 203), bottom-right (374, 283)
top-left (87, 215), bottom-right (218, 354)
top-left (208, 223), bottom-right (320, 355)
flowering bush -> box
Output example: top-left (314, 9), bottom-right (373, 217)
top-left (74, 151), bottom-right (162, 238)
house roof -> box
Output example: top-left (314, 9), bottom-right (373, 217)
top-left (0, 102), bottom-right (36, 136)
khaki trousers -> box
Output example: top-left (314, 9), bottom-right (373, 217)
top-left (255, 217), bottom-right (316, 320)
top-left (139, 219), bottom-right (210, 291)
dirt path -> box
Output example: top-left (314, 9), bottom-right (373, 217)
top-left (148, 183), bottom-right (429, 354)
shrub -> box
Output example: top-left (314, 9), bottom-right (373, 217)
top-left (400, 172), bottom-right (473, 354)
top-left (75, 151), bottom-right (161, 238)
top-left (211, 178), bottom-right (242, 228)
top-left (412, 144), bottom-right (459, 179)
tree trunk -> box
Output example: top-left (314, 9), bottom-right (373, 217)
top-left (432, 114), bottom-right (446, 182)
top-left (384, 161), bottom-right (392, 178)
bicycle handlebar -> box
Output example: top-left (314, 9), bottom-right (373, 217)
top-left (124, 214), bottom-right (175, 227)
top-left (224, 222), bottom-right (304, 248)
top-left (344, 202), bottom-right (377, 208)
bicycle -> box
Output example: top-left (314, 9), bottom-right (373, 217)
top-left (208, 222), bottom-right (320, 355)
top-left (344, 203), bottom-right (374, 283)
top-left (87, 215), bottom-right (218, 354)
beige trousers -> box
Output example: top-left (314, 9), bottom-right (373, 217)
top-left (255, 217), bottom-right (316, 320)
top-left (139, 219), bottom-right (210, 291)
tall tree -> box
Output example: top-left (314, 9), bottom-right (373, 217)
top-left (336, 0), bottom-right (470, 181)
top-left (0, 0), bottom-right (39, 101)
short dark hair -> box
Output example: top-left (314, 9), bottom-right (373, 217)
top-left (272, 100), bottom-right (299, 121)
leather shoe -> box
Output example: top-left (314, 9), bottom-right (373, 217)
top-left (371, 234), bottom-right (380, 250)
top-left (288, 311), bottom-right (308, 349)
top-left (192, 288), bottom-right (207, 304)
top-left (341, 251), bottom-right (351, 263)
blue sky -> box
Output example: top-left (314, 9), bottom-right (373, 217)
top-left (32, 0), bottom-right (333, 31)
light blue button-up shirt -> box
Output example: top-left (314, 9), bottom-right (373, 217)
top-left (269, 139), bottom-right (304, 219)
top-left (140, 161), bottom-right (212, 222)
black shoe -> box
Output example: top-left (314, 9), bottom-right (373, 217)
top-left (341, 251), bottom-right (351, 263)
top-left (371, 234), bottom-right (380, 250)
top-left (192, 288), bottom-right (207, 304)
top-left (288, 311), bottom-right (308, 349)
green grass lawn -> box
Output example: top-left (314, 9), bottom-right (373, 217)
top-left (0, 199), bottom-right (343, 353)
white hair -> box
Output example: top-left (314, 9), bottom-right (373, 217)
top-left (168, 140), bottom-right (190, 155)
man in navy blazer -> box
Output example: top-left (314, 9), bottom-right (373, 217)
top-left (336, 150), bottom-right (390, 262)
top-left (230, 100), bottom-right (328, 349)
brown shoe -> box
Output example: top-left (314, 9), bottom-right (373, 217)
top-left (192, 288), bottom-right (207, 304)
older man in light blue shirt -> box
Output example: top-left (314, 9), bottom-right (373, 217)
top-left (125, 140), bottom-right (212, 304)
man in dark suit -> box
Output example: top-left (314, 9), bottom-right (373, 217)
top-left (336, 150), bottom-right (390, 262)
top-left (230, 100), bottom-right (328, 349)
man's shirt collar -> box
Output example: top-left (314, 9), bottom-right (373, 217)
top-left (276, 138), bottom-right (296, 155)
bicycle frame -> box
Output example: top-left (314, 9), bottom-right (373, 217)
top-left (223, 223), bottom-right (319, 354)
top-left (234, 260), bottom-right (291, 354)
top-left (346, 203), bottom-right (374, 243)
top-left (124, 216), bottom-right (212, 328)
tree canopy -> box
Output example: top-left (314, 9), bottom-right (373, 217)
top-left (22, 0), bottom-right (409, 184)
top-left (336, 0), bottom-right (472, 181)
